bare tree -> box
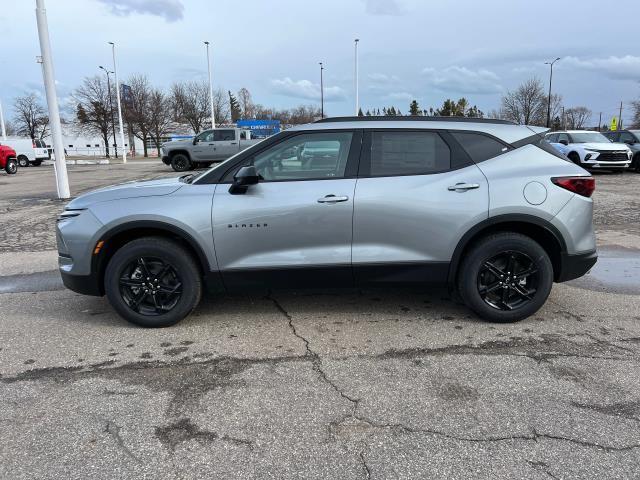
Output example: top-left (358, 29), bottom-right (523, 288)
top-left (565, 106), bottom-right (592, 130)
top-left (213, 87), bottom-right (230, 125)
top-left (500, 78), bottom-right (547, 126)
top-left (123, 75), bottom-right (154, 157)
top-left (632, 100), bottom-right (640, 129)
top-left (170, 80), bottom-right (210, 133)
top-left (147, 88), bottom-right (173, 158)
top-left (13, 93), bottom-right (49, 139)
top-left (237, 87), bottom-right (255, 119)
top-left (73, 76), bottom-right (113, 157)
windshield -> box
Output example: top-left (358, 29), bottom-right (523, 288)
top-left (570, 132), bottom-right (611, 143)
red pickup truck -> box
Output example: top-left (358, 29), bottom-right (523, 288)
top-left (0, 144), bottom-right (18, 174)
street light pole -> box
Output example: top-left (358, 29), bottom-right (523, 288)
top-left (545, 57), bottom-right (560, 129)
top-left (0, 99), bottom-right (7, 141)
top-left (354, 39), bottom-right (359, 115)
top-left (319, 62), bottom-right (324, 119)
top-left (204, 41), bottom-right (215, 129)
top-left (99, 66), bottom-right (118, 159)
top-left (35, 0), bottom-right (69, 199)
top-left (109, 42), bottom-right (126, 163)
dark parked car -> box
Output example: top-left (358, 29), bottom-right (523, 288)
top-left (603, 130), bottom-right (640, 172)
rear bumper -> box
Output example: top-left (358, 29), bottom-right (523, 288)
top-left (557, 250), bottom-right (597, 282)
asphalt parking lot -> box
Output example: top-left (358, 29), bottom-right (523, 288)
top-left (1, 161), bottom-right (639, 479)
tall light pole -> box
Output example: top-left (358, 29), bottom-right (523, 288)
top-left (204, 41), bottom-right (215, 129)
top-left (319, 62), bottom-right (324, 119)
top-left (354, 38), bottom-right (360, 116)
top-left (109, 42), bottom-right (126, 163)
top-left (35, 0), bottom-right (69, 199)
top-left (0, 99), bottom-right (6, 141)
top-left (545, 57), bottom-right (560, 128)
top-left (99, 66), bottom-right (118, 158)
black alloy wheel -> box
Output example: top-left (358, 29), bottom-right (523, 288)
top-left (457, 232), bottom-right (553, 323)
top-left (119, 257), bottom-right (183, 316)
top-left (171, 154), bottom-right (191, 172)
top-left (477, 251), bottom-right (539, 311)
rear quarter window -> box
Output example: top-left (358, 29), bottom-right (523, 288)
top-left (449, 132), bottom-right (510, 163)
top-left (513, 134), bottom-right (570, 162)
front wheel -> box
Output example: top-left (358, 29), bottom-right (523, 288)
top-left (457, 233), bottom-right (553, 323)
top-left (5, 158), bottom-right (18, 174)
top-left (104, 237), bottom-right (202, 327)
top-left (170, 153), bottom-right (191, 172)
top-left (17, 156), bottom-right (29, 168)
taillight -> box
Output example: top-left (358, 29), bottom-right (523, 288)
top-left (551, 176), bottom-right (595, 198)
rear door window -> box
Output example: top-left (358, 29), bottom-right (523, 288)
top-left (368, 131), bottom-right (450, 176)
top-left (450, 132), bottom-right (509, 163)
top-left (557, 133), bottom-right (570, 144)
top-left (214, 129), bottom-right (236, 141)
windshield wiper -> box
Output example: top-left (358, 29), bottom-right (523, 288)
top-left (179, 174), bottom-right (195, 184)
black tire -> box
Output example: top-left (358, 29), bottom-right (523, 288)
top-left (4, 158), bottom-right (17, 174)
top-left (633, 154), bottom-right (640, 173)
top-left (567, 152), bottom-right (581, 167)
top-left (104, 237), bottom-right (202, 327)
top-left (32, 159), bottom-right (42, 167)
top-left (457, 233), bottom-right (553, 323)
top-left (17, 155), bottom-right (30, 168)
top-left (170, 153), bottom-right (191, 172)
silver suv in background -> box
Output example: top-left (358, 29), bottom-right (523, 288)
top-left (57, 117), bottom-right (597, 327)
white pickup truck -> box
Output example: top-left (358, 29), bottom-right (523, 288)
top-left (161, 128), bottom-right (262, 171)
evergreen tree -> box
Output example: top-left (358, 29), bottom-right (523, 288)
top-left (409, 100), bottom-right (421, 116)
top-left (358, 108), bottom-right (364, 117)
top-left (228, 90), bottom-right (241, 122)
top-left (365, 110), bottom-right (372, 116)
top-left (382, 107), bottom-right (388, 116)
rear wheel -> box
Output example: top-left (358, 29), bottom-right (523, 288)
top-left (170, 153), bottom-right (191, 172)
top-left (32, 159), bottom-right (42, 167)
top-left (4, 158), bottom-right (17, 174)
top-left (633, 154), bottom-right (640, 172)
top-left (105, 237), bottom-right (202, 327)
top-left (457, 233), bottom-right (553, 323)
top-left (17, 155), bottom-right (29, 168)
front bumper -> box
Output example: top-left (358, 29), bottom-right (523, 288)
top-left (557, 250), bottom-right (597, 282)
top-left (162, 155), bottom-right (170, 165)
top-left (59, 267), bottom-right (102, 296)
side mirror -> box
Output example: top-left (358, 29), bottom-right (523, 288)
top-left (229, 165), bottom-right (259, 194)
top-left (192, 137), bottom-right (198, 145)
top-left (559, 140), bottom-right (568, 146)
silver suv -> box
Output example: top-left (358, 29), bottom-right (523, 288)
top-left (57, 117), bottom-right (597, 327)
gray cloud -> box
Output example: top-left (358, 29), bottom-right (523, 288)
top-left (422, 66), bottom-right (503, 94)
top-left (270, 77), bottom-right (346, 102)
top-left (559, 55), bottom-right (640, 81)
top-left (363, 0), bottom-right (405, 15)
top-left (96, 0), bottom-right (184, 22)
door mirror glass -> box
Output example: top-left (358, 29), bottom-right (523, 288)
top-left (229, 165), bottom-right (260, 194)
top-left (558, 139), bottom-right (568, 146)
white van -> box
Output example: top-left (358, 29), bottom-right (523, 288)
top-left (1, 137), bottom-right (50, 167)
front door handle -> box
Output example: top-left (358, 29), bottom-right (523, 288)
top-left (317, 195), bottom-right (349, 203)
top-left (448, 183), bottom-right (480, 192)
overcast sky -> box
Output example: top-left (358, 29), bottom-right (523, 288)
top-left (3, 0), bottom-right (639, 125)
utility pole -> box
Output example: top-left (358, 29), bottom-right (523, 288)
top-left (35, 0), bottom-right (69, 199)
top-left (0, 99), bottom-right (6, 141)
top-left (354, 39), bottom-right (359, 115)
top-left (319, 62), bottom-right (324, 118)
top-left (598, 112), bottom-right (602, 131)
top-left (99, 66), bottom-right (118, 158)
top-left (561, 106), bottom-right (565, 129)
top-left (204, 41), bottom-right (215, 129)
top-left (544, 57), bottom-right (560, 128)
top-left (109, 42), bottom-right (126, 163)
top-left (619, 101), bottom-right (623, 130)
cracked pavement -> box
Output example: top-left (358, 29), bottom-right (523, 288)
top-left (1, 163), bottom-right (639, 479)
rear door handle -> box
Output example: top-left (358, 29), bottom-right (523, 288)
top-left (448, 183), bottom-right (480, 192)
top-left (317, 195), bottom-right (349, 203)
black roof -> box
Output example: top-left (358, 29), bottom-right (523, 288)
top-left (315, 116), bottom-right (515, 125)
